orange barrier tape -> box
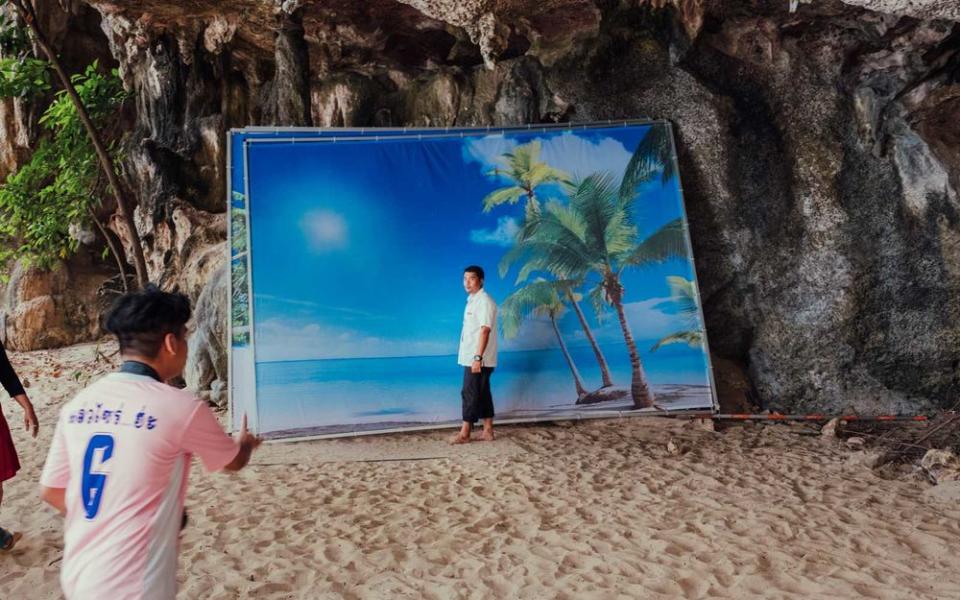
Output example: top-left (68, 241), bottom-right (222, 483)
top-left (679, 413), bottom-right (929, 422)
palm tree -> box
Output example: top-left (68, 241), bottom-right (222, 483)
top-left (482, 140), bottom-right (570, 224)
top-left (500, 259), bottom-right (615, 387)
top-left (501, 279), bottom-right (589, 399)
top-left (651, 276), bottom-right (704, 352)
top-left (555, 280), bottom-right (615, 388)
top-left (501, 174), bottom-right (688, 408)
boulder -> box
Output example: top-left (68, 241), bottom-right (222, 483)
top-left (1, 258), bottom-right (110, 351)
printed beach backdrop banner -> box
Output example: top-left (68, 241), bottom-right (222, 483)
top-left (228, 125), bottom-right (561, 433)
top-left (229, 123), bottom-right (717, 439)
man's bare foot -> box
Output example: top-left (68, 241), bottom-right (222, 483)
top-left (450, 433), bottom-right (471, 444)
top-left (481, 430), bottom-right (495, 442)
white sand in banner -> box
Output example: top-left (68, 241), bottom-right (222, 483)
top-left (2, 342), bottom-right (959, 599)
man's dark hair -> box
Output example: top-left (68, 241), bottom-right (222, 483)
top-left (464, 265), bottom-right (485, 283)
top-left (105, 284), bottom-right (192, 358)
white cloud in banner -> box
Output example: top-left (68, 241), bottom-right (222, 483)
top-left (469, 216), bottom-right (520, 246)
top-left (463, 132), bottom-right (635, 184)
top-left (301, 210), bottom-right (347, 252)
top-left (592, 296), bottom-right (694, 343)
top-left (256, 318), bottom-right (454, 362)
top-left (462, 135), bottom-right (518, 172)
top-left (539, 134), bottom-right (633, 183)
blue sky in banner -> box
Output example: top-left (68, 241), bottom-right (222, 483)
top-left (245, 125), bottom-right (700, 363)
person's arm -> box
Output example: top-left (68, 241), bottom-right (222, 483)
top-left (472, 327), bottom-right (491, 373)
top-left (40, 413), bottom-right (70, 516)
top-left (223, 420), bottom-right (260, 472)
top-left (471, 296), bottom-right (496, 373)
top-left (12, 393), bottom-right (38, 438)
top-left (0, 341), bottom-right (26, 397)
top-left (40, 486), bottom-right (66, 515)
top-left (0, 342), bottom-right (37, 437)
top-left (182, 405), bottom-right (261, 474)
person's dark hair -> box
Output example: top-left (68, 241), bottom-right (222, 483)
top-left (105, 284), bottom-right (191, 358)
top-left (464, 265), bottom-right (485, 283)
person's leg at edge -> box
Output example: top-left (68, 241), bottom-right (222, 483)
top-left (481, 418), bottom-right (494, 441)
top-left (453, 367), bottom-right (476, 444)
top-left (454, 421), bottom-right (472, 444)
top-left (481, 367), bottom-right (495, 441)
top-left (0, 482), bottom-right (22, 551)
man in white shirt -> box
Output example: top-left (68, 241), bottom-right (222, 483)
top-left (453, 265), bottom-right (498, 443)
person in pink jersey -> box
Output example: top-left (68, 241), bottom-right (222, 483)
top-left (40, 285), bottom-right (262, 599)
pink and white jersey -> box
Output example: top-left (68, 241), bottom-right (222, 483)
top-left (41, 372), bottom-right (240, 600)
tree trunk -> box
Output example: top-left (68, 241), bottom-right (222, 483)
top-left (88, 206), bottom-right (129, 293)
top-left (608, 276), bottom-right (654, 408)
top-left (14, 0), bottom-right (149, 288)
top-left (564, 287), bottom-right (614, 387)
top-left (550, 314), bottom-right (588, 399)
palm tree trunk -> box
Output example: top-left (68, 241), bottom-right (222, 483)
top-left (13, 0), bottom-right (149, 289)
top-left (564, 288), bottom-right (614, 387)
top-left (550, 315), bottom-right (588, 399)
top-left (608, 277), bottom-right (654, 408)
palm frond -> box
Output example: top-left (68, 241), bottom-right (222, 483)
top-left (524, 194), bottom-right (541, 223)
top-left (516, 257), bottom-right (544, 284)
top-left (665, 276), bottom-right (700, 321)
top-left (569, 173), bottom-right (619, 257)
top-left (526, 162), bottom-right (570, 188)
top-left (510, 240), bottom-right (592, 282)
top-left (544, 201), bottom-right (587, 244)
top-left (499, 241), bottom-right (532, 278)
top-left (588, 281), bottom-right (610, 323)
top-left (650, 330), bottom-right (703, 352)
top-left (623, 218), bottom-right (688, 266)
top-left (619, 123), bottom-right (675, 205)
top-left (526, 140), bottom-right (541, 165)
top-left (500, 278), bottom-right (564, 338)
top-left (511, 143), bottom-right (535, 177)
top-left (482, 185), bottom-right (526, 212)
top-left (602, 208), bottom-right (637, 258)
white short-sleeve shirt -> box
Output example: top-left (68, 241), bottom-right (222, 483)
top-left (458, 289), bottom-right (498, 367)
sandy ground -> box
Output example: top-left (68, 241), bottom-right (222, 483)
top-left (1, 341), bottom-right (959, 599)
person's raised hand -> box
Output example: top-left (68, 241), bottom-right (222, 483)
top-left (238, 414), bottom-right (263, 451)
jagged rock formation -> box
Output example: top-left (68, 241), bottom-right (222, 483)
top-left (0, 0), bottom-right (957, 414)
top-left (1, 253), bottom-right (114, 350)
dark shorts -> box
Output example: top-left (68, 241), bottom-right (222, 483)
top-left (461, 366), bottom-right (495, 423)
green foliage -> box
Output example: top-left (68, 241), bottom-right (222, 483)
top-left (619, 123), bottom-right (674, 205)
top-left (231, 207), bottom-right (248, 256)
top-left (0, 15), bottom-right (51, 98)
top-left (230, 191), bottom-right (252, 346)
top-left (0, 61), bottom-right (126, 271)
top-left (231, 258), bottom-right (250, 326)
top-left (500, 278), bottom-right (567, 339)
top-left (482, 141), bottom-right (570, 216)
top-left (650, 276), bottom-right (704, 352)
top-left (0, 53), bottom-right (50, 97)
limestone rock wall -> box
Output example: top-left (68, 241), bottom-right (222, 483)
top-left (0, 0), bottom-right (957, 413)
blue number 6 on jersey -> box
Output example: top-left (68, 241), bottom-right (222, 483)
top-left (81, 434), bottom-right (115, 520)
